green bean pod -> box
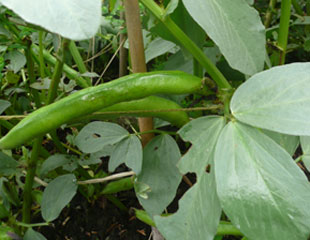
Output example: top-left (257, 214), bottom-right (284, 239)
top-left (73, 95), bottom-right (190, 127)
top-left (0, 71), bottom-right (205, 149)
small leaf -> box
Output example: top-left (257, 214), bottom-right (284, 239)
top-left (155, 172), bottom-right (221, 240)
top-left (164, 0), bottom-right (179, 16)
top-left (0, 0), bottom-right (102, 40)
top-left (135, 135), bottom-right (182, 215)
top-left (0, 152), bottom-right (19, 175)
top-left (109, 135), bottom-right (143, 174)
top-left (41, 174), bottom-right (77, 222)
top-left (75, 121), bottom-right (128, 153)
top-left (145, 37), bottom-right (178, 63)
top-left (178, 116), bottom-right (225, 177)
top-left (231, 63), bottom-right (310, 135)
top-left (0, 100), bottom-right (11, 115)
top-left (40, 154), bottom-right (71, 176)
top-left (182, 0), bottom-right (265, 75)
top-left (24, 228), bottom-right (47, 240)
top-left (5, 50), bottom-right (26, 73)
top-left (30, 78), bottom-right (51, 90)
top-left (215, 121), bottom-right (310, 240)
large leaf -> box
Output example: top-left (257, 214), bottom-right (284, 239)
top-left (0, 0), bottom-right (101, 40)
top-left (75, 121), bottom-right (128, 153)
top-left (215, 121), bottom-right (310, 240)
top-left (136, 135), bottom-right (182, 216)
top-left (178, 116), bottom-right (225, 177)
top-left (109, 135), bottom-right (143, 174)
top-left (182, 0), bottom-right (265, 75)
top-left (41, 174), bottom-right (77, 222)
top-left (155, 172), bottom-right (221, 240)
top-left (300, 136), bottom-right (310, 171)
top-left (231, 63), bottom-right (310, 135)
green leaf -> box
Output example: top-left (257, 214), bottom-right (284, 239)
top-left (0, 100), bottom-right (10, 115)
top-left (231, 63), bottom-right (310, 135)
top-left (0, 0), bottom-right (101, 40)
top-left (300, 136), bottom-right (310, 171)
top-left (75, 121), bottom-right (128, 153)
top-left (178, 116), bottom-right (225, 177)
top-left (145, 37), bottom-right (178, 63)
top-left (0, 152), bottom-right (19, 175)
top-left (262, 129), bottom-right (299, 156)
top-left (136, 135), bottom-right (182, 216)
top-left (155, 172), bottom-right (221, 240)
top-left (109, 135), bottom-right (143, 174)
top-left (41, 174), bottom-right (77, 222)
top-left (215, 121), bottom-right (310, 240)
top-left (164, 0), bottom-right (179, 16)
top-left (40, 154), bottom-right (71, 176)
top-left (24, 228), bottom-right (47, 240)
top-left (182, 0), bottom-right (265, 75)
top-left (5, 50), bottom-right (26, 73)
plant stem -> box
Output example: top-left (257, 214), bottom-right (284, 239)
top-left (68, 41), bottom-right (91, 86)
top-left (216, 221), bottom-right (243, 236)
top-left (277, 0), bottom-right (292, 65)
top-left (264, 0), bottom-right (277, 28)
top-left (38, 31), bottom-right (46, 79)
top-left (140, 0), bottom-right (231, 90)
top-left (22, 138), bottom-right (42, 223)
top-left (124, 0), bottom-right (155, 146)
top-left (31, 44), bottom-right (90, 88)
top-left (22, 44), bottom-right (43, 224)
top-left (119, 8), bottom-right (128, 78)
top-left (46, 39), bottom-right (68, 104)
top-left (193, 59), bottom-right (203, 78)
top-left (25, 43), bottom-right (41, 108)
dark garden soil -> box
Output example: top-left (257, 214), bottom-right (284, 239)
top-left (38, 190), bottom-right (152, 240)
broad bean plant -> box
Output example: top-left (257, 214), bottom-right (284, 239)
top-left (0, 0), bottom-right (310, 239)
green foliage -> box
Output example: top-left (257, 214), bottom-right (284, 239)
top-left (0, 0), bottom-right (102, 40)
top-left (0, 0), bottom-right (309, 239)
top-left (231, 63), bottom-right (310, 135)
top-left (215, 122), bottom-right (310, 240)
top-left (135, 135), bottom-right (182, 215)
top-left (41, 174), bottom-right (77, 222)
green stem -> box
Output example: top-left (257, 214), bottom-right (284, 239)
top-left (38, 31), bottom-right (46, 79)
top-left (193, 59), bottom-right (203, 78)
top-left (68, 41), bottom-right (91, 86)
top-left (31, 44), bottom-right (90, 88)
top-left (216, 221), bottom-right (243, 236)
top-left (22, 138), bottom-right (42, 224)
top-left (277, 0), bottom-right (292, 65)
top-left (139, 0), bottom-right (231, 90)
top-left (46, 39), bottom-right (68, 104)
top-left (134, 210), bottom-right (243, 237)
top-left (25, 43), bottom-right (41, 108)
top-left (264, 0), bottom-right (277, 28)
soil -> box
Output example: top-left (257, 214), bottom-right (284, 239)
top-left (38, 190), bottom-right (151, 240)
